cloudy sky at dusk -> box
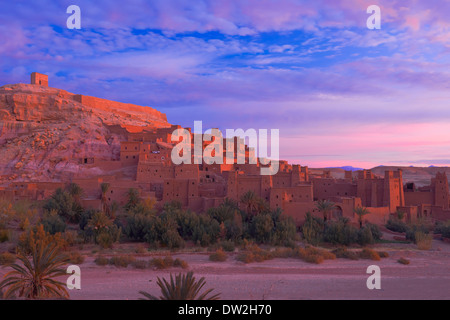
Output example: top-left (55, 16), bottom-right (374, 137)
top-left (1, 0), bottom-right (450, 168)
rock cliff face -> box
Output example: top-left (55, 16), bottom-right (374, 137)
top-left (0, 83), bottom-right (170, 183)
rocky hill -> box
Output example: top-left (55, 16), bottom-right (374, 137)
top-left (0, 83), bottom-right (170, 183)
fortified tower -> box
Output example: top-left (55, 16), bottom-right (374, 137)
top-left (30, 72), bottom-right (49, 86)
top-left (433, 172), bottom-right (449, 210)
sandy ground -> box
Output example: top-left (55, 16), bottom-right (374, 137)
top-left (1, 238), bottom-right (450, 300)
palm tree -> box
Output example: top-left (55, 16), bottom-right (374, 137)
top-left (100, 183), bottom-right (111, 217)
top-left (240, 191), bottom-right (257, 216)
top-left (67, 183), bottom-right (83, 203)
top-left (316, 200), bottom-right (335, 223)
top-left (125, 188), bottom-right (140, 212)
top-left (0, 242), bottom-right (69, 299)
top-left (139, 271), bottom-right (220, 300)
top-left (354, 206), bottom-right (370, 229)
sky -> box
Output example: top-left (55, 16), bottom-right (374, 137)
top-left (1, 0), bottom-right (450, 169)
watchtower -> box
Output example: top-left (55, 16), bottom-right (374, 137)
top-left (30, 72), bottom-right (48, 86)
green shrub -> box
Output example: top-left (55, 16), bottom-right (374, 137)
top-left (209, 248), bottom-right (227, 262)
top-left (357, 226), bottom-right (374, 246)
top-left (94, 256), bottom-right (109, 266)
top-left (386, 217), bottom-right (408, 233)
top-left (434, 221), bottom-right (450, 238)
top-left (365, 223), bottom-right (382, 240)
top-left (217, 240), bottom-right (235, 252)
top-left (43, 188), bottom-right (83, 223)
top-left (272, 216), bottom-right (297, 246)
top-left (406, 224), bottom-right (430, 243)
top-left (301, 212), bottom-right (324, 245)
top-left (250, 214), bottom-right (274, 243)
top-left (125, 213), bottom-right (154, 242)
top-left (0, 252), bottom-right (16, 265)
top-left (398, 257), bottom-right (410, 265)
top-left (146, 215), bottom-right (185, 249)
top-left (358, 248), bottom-right (380, 261)
top-left (323, 218), bottom-right (358, 246)
top-left (42, 210), bottom-right (67, 234)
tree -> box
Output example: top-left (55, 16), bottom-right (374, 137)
top-left (124, 188), bottom-right (140, 212)
top-left (316, 200), bottom-right (335, 223)
top-left (43, 188), bottom-right (83, 223)
top-left (100, 183), bottom-right (111, 217)
top-left (0, 241), bottom-right (69, 299)
top-left (67, 183), bottom-right (83, 202)
top-left (240, 191), bottom-right (260, 217)
top-left (354, 206), bottom-right (370, 229)
top-left (139, 271), bottom-right (220, 300)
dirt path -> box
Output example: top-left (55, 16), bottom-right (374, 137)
top-left (2, 241), bottom-right (450, 300)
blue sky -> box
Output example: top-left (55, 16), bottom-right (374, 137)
top-left (1, 0), bottom-right (450, 168)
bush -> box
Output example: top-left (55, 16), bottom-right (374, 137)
top-left (301, 212), bottom-right (323, 245)
top-left (378, 251), bottom-right (389, 258)
top-left (209, 248), bottom-right (227, 262)
top-left (94, 256), bottom-right (109, 266)
top-left (398, 257), bottom-right (410, 265)
top-left (146, 215), bottom-right (185, 249)
top-left (358, 248), bottom-right (380, 261)
top-left (125, 213), bottom-right (154, 242)
top-left (174, 258), bottom-right (189, 269)
top-left (302, 254), bottom-right (324, 264)
top-left (357, 226), bottom-right (374, 246)
top-left (323, 218), bottom-right (358, 246)
top-left (406, 224), bottom-right (431, 243)
top-left (365, 223), bottom-right (382, 241)
top-left (297, 246), bottom-right (336, 264)
top-left (0, 252), bottom-right (16, 265)
top-left (149, 256), bottom-right (176, 269)
top-left (67, 251), bottom-right (85, 264)
top-left (272, 216), bottom-right (298, 246)
top-left (217, 240), bottom-right (235, 252)
top-left (386, 217), bottom-right (408, 233)
top-left (0, 229), bottom-right (10, 243)
top-left (42, 210), bottom-right (67, 235)
top-left (236, 244), bottom-right (273, 263)
top-left (332, 247), bottom-right (359, 260)
top-left (434, 221), bottom-right (450, 238)
top-left (164, 256), bottom-right (174, 267)
top-left (132, 260), bottom-right (148, 269)
top-left (250, 214), bottom-right (274, 243)
top-left (18, 224), bottom-right (68, 254)
top-left (43, 188), bottom-right (83, 223)
top-left (109, 255), bottom-right (136, 268)
top-left (415, 231), bottom-right (432, 250)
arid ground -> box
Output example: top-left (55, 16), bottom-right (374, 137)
top-left (2, 237), bottom-right (447, 300)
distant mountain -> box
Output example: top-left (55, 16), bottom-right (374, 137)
top-left (326, 166), bottom-right (364, 171)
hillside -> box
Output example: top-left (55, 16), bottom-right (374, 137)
top-left (0, 83), bottom-right (170, 183)
top-left (371, 166), bottom-right (450, 187)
